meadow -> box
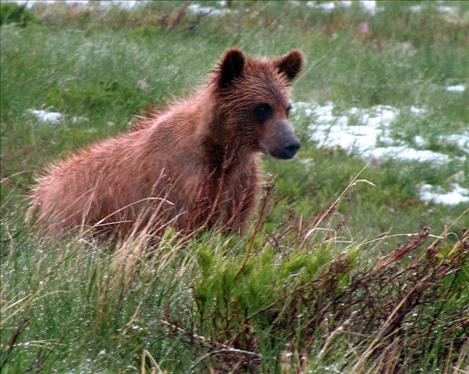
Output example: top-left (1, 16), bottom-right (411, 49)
top-left (1, 1), bottom-right (468, 372)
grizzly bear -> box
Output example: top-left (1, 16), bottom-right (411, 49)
top-left (28, 48), bottom-right (304, 239)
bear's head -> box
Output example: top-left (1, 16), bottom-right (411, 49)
top-left (212, 48), bottom-right (303, 160)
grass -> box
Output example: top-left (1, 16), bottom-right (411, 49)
top-left (1, 1), bottom-right (468, 372)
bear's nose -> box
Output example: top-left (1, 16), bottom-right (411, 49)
top-left (282, 141), bottom-right (301, 159)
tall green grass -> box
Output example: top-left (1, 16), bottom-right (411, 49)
top-left (1, 190), bottom-right (467, 372)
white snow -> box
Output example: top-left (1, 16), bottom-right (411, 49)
top-left (27, 109), bottom-right (62, 123)
top-left (293, 101), bottom-right (468, 205)
top-left (408, 5), bottom-right (423, 13)
top-left (292, 101), bottom-right (465, 165)
top-left (187, 3), bottom-right (230, 16)
top-left (437, 5), bottom-right (458, 15)
top-left (292, 0), bottom-right (462, 18)
top-left (5, 0), bottom-right (459, 18)
top-left (413, 135), bottom-right (427, 147)
top-left (2, 0), bottom-right (149, 10)
top-left (419, 183), bottom-right (469, 206)
top-left (438, 134), bottom-right (469, 154)
top-left (27, 109), bottom-right (87, 124)
top-left (305, 1), bottom-right (337, 11)
top-left (405, 3), bottom-right (459, 15)
top-left (293, 0), bottom-right (377, 14)
top-left (367, 146), bottom-right (450, 164)
top-left (358, 0), bottom-right (377, 15)
top-left (410, 106), bottom-right (426, 115)
top-left (98, 1), bottom-right (147, 10)
top-left (446, 85), bottom-right (466, 93)
top-left (294, 101), bottom-right (438, 162)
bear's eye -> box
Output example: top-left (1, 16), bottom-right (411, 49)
top-left (286, 104), bottom-right (292, 117)
top-left (254, 103), bottom-right (273, 123)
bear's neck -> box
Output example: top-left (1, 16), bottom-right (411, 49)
top-left (202, 106), bottom-right (253, 180)
top-left (203, 141), bottom-right (241, 178)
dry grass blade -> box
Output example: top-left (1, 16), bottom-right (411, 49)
top-left (234, 176), bottom-right (275, 281)
top-left (452, 338), bottom-right (469, 374)
top-left (301, 164), bottom-right (371, 247)
top-left (372, 226), bottom-right (431, 275)
top-left (141, 349), bottom-right (165, 374)
top-left (0, 318), bottom-right (30, 368)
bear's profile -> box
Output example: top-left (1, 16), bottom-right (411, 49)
top-left (28, 48), bottom-right (304, 239)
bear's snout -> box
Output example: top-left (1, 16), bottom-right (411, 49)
top-left (280, 139), bottom-right (301, 159)
top-left (261, 119), bottom-right (301, 160)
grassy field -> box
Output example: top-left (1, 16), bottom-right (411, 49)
top-left (1, 1), bottom-right (468, 372)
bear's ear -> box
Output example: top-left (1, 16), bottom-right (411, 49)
top-left (273, 50), bottom-right (304, 82)
top-left (216, 48), bottom-right (245, 89)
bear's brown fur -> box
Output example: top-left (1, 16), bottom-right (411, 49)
top-left (28, 48), bottom-right (303, 239)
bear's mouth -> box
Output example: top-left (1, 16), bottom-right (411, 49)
top-left (268, 146), bottom-right (300, 160)
top-left (262, 141), bottom-right (300, 160)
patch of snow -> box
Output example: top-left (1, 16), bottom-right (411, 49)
top-left (409, 5), bottom-right (423, 13)
top-left (293, 101), bottom-right (398, 155)
top-left (294, 0), bottom-right (458, 17)
top-left (408, 3), bottom-right (460, 21)
top-left (187, 3), bottom-right (230, 16)
top-left (3, 0), bottom-right (149, 10)
top-left (71, 115), bottom-right (88, 123)
top-left (305, 1), bottom-right (336, 11)
top-left (292, 101), bottom-right (459, 164)
top-left (436, 5), bottom-right (458, 15)
top-left (296, 0), bottom-right (377, 14)
top-left (438, 134), bottom-right (469, 154)
top-left (419, 183), bottom-right (469, 206)
top-left (410, 106), bottom-right (426, 115)
top-left (98, 1), bottom-right (145, 10)
top-left (414, 135), bottom-right (427, 147)
top-left (358, 0), bottom-right (377, 15)
top-left (27, 109), bottom-right (87, 124)
top-left (295, 100), bottom-right (468, 204)
top-left (446, 85), bottom-right (466, 93)
top-left (367, 146), bottom-right (450, 164)
top-left (27, 109), bottom-right (62, 124)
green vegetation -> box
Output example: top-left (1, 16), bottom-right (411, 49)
top-left (1, 1), bottom-right (468, 372)
top-left (0, 2), bottom-right (35, 27)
